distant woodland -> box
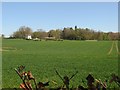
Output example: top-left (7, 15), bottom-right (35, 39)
top-left (3, 26), bottom-right (120, 40)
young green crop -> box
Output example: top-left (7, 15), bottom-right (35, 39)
top-left (2, 39), bottom-right (118, 88)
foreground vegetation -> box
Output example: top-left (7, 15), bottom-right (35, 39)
top-left (2, 39), bottom-right (119, 88)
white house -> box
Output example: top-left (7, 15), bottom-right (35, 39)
top-left (26, 35), bottom-right (32, 40)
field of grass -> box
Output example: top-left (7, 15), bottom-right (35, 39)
top-left (2, 39), bottom-right (118, 88)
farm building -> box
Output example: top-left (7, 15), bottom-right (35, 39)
top-left (45, 37), bottom-right (56, 40)
top-left (26, 35), bottom-right (32, 40)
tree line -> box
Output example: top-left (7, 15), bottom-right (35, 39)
top-left (7, 26), bottom-right (120, 40)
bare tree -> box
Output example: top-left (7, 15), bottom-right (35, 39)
top-left (13, 26), bottom-right (32, 39)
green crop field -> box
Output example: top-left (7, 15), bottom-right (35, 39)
top-left (2, 39), bottom-right (119, 88)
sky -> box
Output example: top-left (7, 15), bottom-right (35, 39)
top-left (2, 2), bottom-right (118, 36)
top-left (1, 0), bottom-right (120, 2)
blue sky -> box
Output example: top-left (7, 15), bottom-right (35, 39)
top-left (2, 2), bottom-right (118, 36)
